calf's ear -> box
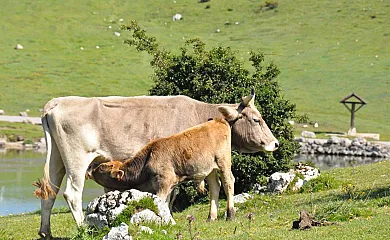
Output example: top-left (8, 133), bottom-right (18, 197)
top-left (114, 170), bottom-right (125, 181)
top-left (218, 106), bottom-right (239, 122)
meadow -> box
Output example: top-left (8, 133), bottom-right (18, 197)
top-left (0, 0), bottom-right (389, 139)
top-left (1, 161), bottom-right (390, 239)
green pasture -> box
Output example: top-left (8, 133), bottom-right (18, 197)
top-left (1, 161), bottom-right (390, 239)
top-left (0, 0), bottom-right (389, 138)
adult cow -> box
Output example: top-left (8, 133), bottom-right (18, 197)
top-left (34, 90), bottom-right (278, 238)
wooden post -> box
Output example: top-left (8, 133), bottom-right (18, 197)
top-left (340, 93), bottom-right (367, 136)
top-left (350, 103), bottom-right (355, 130)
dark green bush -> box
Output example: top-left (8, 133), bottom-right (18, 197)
top-left (123, 21), bottom-right (298, 209)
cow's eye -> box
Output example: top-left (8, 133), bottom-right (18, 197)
top-left (98, 165), bottom-right (105, 172)
top-left (253, 118), bottom-right (260, 123)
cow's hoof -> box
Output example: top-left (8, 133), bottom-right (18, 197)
top-left (207, 217), bottom-right (217, 222)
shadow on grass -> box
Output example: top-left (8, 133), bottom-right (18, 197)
top-left (308, 185), bottom-right (390, 205)
top-left (34, 238), bottom-right (70, 240)
top-left (313, 131), bottom-right (345, 135)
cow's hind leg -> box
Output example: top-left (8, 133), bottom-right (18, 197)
top-left (39, 143), bottom-right (65, 238)
top-left (206, 170), bottom-right (220, 221)
top-left (63, 156), bottom-right (90, 226)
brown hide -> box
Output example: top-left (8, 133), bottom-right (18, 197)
top-left (88, 118), bottom-right (235, 220)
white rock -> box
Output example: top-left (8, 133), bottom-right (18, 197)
top-left (96, 46), bottom-right (100, 49)
top-left (103, 222), bottom-right (132, 240)
top-left (303, 124), bottom-right (308, 128)
top-left (0, 110), bottom-right (4, 115)
top-left (288, 120), bottom-right (295, 125)
top-left (19, 112), bottom-right (28, 117)
top-left (140, 226), bottom-right (153, 235)
top-left (267, 171), bottom-right (295, 193)
top-left (114, 32), bottom-right (121, 37)
top-left (234, 193), bottom-right (252, 204)
top-left (14, 44), bottom-right (23, 50)
top-left (216, 29), bottom-right (220, 33)
top-left (130, 209), bottom-right (162, 225)
top-left (301, 131), bottom-right (316, 138)
top-left (314, 122), bottom-right (318, 128)
top-left (85, 189), bottom-right (175, 229)
top-left (172, 14), bottom-right (182, 21)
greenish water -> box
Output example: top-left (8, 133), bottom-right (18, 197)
top-left (0, 150), bottom-right (103, 216)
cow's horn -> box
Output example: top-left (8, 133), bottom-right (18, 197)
top-left (242, 89), bottom-right (256, 106)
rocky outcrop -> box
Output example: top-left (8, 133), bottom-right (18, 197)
top-left (85, 189), bottom-right (175, 229)
top-left (297, 136), bottom-right (389, 158)
top-left (254, 163), bottom-right (321, 194)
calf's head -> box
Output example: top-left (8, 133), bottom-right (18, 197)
top-left (218, 90), bottom-right (279, 153)
top-left (86, 161), bottom-right (126, 190)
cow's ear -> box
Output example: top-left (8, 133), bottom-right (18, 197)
top-left (218, 106), bottom-right (239, 122)
top-left (115, 170), bottom-right (125, 181)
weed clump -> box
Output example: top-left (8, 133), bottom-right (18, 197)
top-left (300, 174), bottom-right (340, 193)
top-left (112, 197), bottom-right (158, 227)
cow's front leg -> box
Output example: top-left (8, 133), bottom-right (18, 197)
top-left (206, 170), bottom-right (220, 221)
top-left (63, 166), bottom-right (88, 226)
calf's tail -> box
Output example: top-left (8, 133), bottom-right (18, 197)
top-left (33, 114), bottom-right (57, 200)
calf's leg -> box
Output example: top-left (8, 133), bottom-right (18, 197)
top-left (220, 170), bottom-right (235, 220)
top-left (206, 170), bottom-right (220, 221)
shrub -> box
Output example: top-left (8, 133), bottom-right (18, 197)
top-left (123, 21), bottom-right (298, 209)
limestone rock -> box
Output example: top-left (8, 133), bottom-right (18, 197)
top-left (85, 189), bottom-right (175, 229)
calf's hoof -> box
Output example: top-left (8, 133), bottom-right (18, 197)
top-left (226, 208), bottom-right (236, 221)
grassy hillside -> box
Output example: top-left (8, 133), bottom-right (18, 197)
top-left (0, 0), bottom-right (389, 138)
top-left (1, 162), bottom-right (390, 239)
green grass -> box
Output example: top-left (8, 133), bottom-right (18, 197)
top-left (0, 121), bottom-right (43, 142)
top-left (1, 161), bottom-right (390, 239)
top-left (0, 0), bottom-right (389, 139)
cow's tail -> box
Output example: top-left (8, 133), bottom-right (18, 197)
top-left (33, 114), bottom-right (57, 200)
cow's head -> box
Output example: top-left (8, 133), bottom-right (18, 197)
top-left (86, 160), bottom-right (127, 190)
top-left (218, 90), bottom-right (279, 153)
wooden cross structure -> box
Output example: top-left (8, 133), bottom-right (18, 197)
top-left (340, 93), bottom-right (367, 135)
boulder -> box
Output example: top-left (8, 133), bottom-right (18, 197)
top-left (130, 209), bottom-right (162, 225)
top-left (234, 193), bottom-right (252, 204)
top-left (103, 222), bottom-right (132, 240)
top-left (14, 44), bottom-right (24, 50)
top-left (172, 14), bottom-right (182, 21)
top-left (19, 111), bottom-right (28, 117)
top-left (267, 170), bottom-right (295, 193)
top-left (0, 110), bottom-right (4, 115)
top-left (301, 131), bottom-right (316, 138)
top-left (85, 189), bottom-right (175, 229)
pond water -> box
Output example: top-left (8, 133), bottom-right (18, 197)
top-left (0, 150), bottom-right (388, 216)
top-left (0, 150), bottom-right (104, 216)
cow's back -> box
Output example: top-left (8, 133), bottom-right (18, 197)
top-left (43, 95), bottom-right (206, 159)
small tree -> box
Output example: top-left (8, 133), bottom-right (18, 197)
top-left (123, 21), bottom-right (298, 209)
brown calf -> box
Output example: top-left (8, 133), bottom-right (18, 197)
top-left (87, 112), bottom-right (236, 221)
